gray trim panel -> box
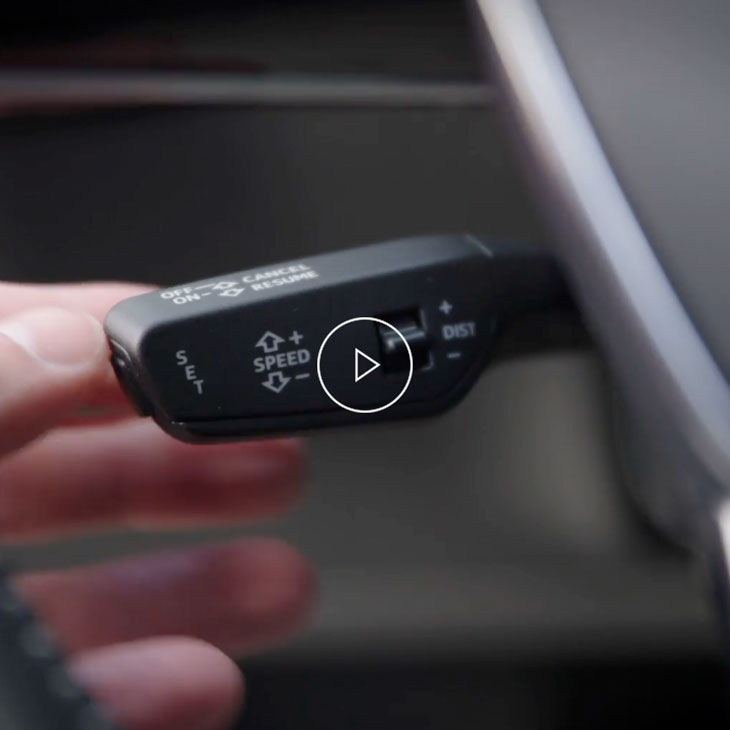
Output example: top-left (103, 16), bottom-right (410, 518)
top-left (474, 0), bottom-right (730, 495)
top-left (0, 72), bottom-right (493, 114)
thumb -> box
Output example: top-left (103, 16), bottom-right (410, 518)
top-left (0, 307), bottom-right (110, 455)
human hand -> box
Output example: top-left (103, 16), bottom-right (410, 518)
top-left (0, 282), bottom-right (315, 730)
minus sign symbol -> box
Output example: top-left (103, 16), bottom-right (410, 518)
top-left (295, 373), bottom-right (311, 380)
top-left (446, 352), bottom-right (462, 360)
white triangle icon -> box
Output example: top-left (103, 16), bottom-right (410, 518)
top-left (354, 348), bottom-right (380, 382)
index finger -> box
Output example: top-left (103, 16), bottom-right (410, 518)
top-left (0, 283), bottom-right (155, 421)
top-left (0, 282), bottom-right (152, 322)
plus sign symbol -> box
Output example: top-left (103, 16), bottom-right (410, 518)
top-left (289, 330), bottom-right (304, 345)
top-left (439, 300), bottom-right (453, 316)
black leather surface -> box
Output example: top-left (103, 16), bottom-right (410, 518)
top-left (0, 106), bottom-right (541, 284)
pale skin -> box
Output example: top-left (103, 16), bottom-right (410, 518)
top-left (0, 282), bottom-right (316, 730)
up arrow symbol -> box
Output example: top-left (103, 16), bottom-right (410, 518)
top-left (255, 331), bottom-right (285, 353)
top-left (354, 348), bottom-right (380, 383)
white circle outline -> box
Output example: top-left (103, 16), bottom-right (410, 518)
top-left (316, 316), bottom-right (413, 414)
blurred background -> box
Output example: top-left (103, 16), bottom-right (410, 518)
top-left (0, 0), bottom-right (726, 727)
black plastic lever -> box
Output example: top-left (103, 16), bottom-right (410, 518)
top-left (104, 234), bottom-right (569, 442)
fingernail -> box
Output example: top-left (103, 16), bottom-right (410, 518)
top-left (0, 307), bottom-right (106, 367)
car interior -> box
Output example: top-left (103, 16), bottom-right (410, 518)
top-left (1, 1), bottom-right (729, 728)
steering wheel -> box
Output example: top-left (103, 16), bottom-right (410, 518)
top-left (474, 0), bottom-right (730, 636)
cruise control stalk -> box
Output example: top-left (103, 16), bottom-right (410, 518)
top-left (105, 234), bottom-right (579, 442)
top-left (0, 234), bottom-right (581, 730)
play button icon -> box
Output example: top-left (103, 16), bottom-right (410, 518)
top-left (317, 316), bottom-right (413, 414)
top-left (354, 348), bottom-right (380, 382)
